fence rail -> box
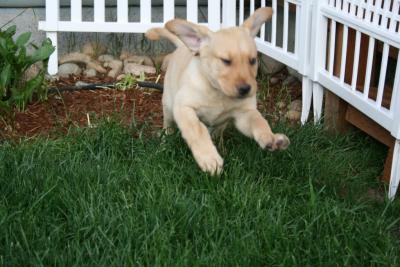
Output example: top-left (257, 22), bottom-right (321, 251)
top-left (39, 0), bottom-right (400, 199)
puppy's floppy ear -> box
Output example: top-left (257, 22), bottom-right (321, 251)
top-left (166, 19), bottom-right (212, 52)
top-left (242, 7), bottom-right (273, 38)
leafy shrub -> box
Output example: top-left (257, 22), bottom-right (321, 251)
top-left (0, 25), bottom-right (55, 111)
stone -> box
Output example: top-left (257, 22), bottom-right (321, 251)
top-left (106, 59), bottom-right (123, 78)
top-left (287, 66), bottom-right (302, 81)
top-left (60, 52), bottom-right (107, 74)
top-left (124, 63), bottom-right (156, 76)
top-left (23, 62), bottom-right (41, 82)
top-left (124, 55), bottom-right (154, 67)
top-left (98, 54), bottom-right (115, 62)
top-left (260, 54), bottom-right (285, 75)
top-left (116, 74), bottom-right (126, 81)
top-left (82, 42), bottom-right (107, 58)
top-left (58, 63), bottom-right (81, 77)
top-left (285, 110), bottom-right (301, 122)
top-left (119, 50), bottom-right (133, 60)
top-left (161, 53), bottom-right (172, 72)
top-left (84, 68), bottom-right (97, 77)
top-left (269, 77), bottom-right (280, 85)
top-left (282, 75), bottom-right (298, 86)
top-left (288, 99), bottom-right (302, 112)
top-left (276, 101), bottom-right (286, 109)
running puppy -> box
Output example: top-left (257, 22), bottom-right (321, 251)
top-left (146, 7), bottom-right (290, 175)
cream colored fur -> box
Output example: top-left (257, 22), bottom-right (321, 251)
top-left (146, 8), bottom-right (290, 175)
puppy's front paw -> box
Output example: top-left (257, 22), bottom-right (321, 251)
top-left (194, 152), bottom-right (224, 176)
top-left (264, 133), bottom-right (290, 151)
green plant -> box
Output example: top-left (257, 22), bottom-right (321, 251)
top-left (0, 25), bottom-right (55, 111)
top-left (115, 73), bottom-right (137, 90)
top-left (115, 72), bottom-right (146, 90)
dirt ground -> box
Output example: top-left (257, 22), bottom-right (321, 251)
top-left (0, 71), bottom-right (302, 140)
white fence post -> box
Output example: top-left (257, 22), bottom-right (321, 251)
top-left (222, 0), bottom-right (236, 28)
top-left (208, 0), bottom-right (222, 31)
top-left (296, 0), bottom-right (315, 124)
top-left (187, 0), bottom-right (199, 23)
top-left (389, 140), bottom-right (400, 200)
top-left (163, 0), bottom-right (175, 22)
top-left (140, 0), bottom-right (151, 23)
top-left (45, 0), bottom-right (59, 75)
top-left (309, 0), bottom-right (329, 124)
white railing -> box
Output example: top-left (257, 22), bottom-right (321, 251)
top-left (38, 0), bottom-right (222, 75)
top-left (310, 0), bottom-right (400, 199)
top-left (227, 0), bottom-right (317, 125)
top-left (39, 0), bottom-right (400, 199)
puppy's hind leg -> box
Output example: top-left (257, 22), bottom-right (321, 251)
top-left (163, 105), bottom-right (175, 135)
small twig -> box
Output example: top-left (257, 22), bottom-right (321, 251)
top-left (86, 113), bottom-right (92, 128)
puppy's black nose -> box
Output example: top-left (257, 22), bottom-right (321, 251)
top-left (238, 84), bottom-right (251, 97)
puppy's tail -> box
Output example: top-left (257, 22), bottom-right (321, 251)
top-left (145, 27), bottom-right (184, 48)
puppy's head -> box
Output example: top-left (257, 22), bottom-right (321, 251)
top-left (166, 7), bottom-right (273, 99)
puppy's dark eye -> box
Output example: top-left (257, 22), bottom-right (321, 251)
top-left (249, 57), bottom-right (257, 65)
top-left (221, 58), bottom-right (231, 66)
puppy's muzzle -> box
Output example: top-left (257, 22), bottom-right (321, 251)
top-left (237, 84), bottom-right (251, 98)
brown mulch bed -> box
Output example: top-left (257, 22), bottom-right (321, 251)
top-left (0, 74), bottom-right (164, 139)
top-left (0, 71), bottom-right (302, 140)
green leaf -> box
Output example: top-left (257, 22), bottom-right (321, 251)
top-left (0, 38), bottom-right (8, 57)
top-left (15, 32), bottom-right (31, 47)
top-left (27, 40), bottom-right (55, 65)
top-left (0, 99), bottom-right (10, 112)
top-left (4, 25), bottom-right (16, 37)
top-left (0, 64), bottom-right (11, 92)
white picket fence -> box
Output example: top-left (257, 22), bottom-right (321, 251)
top-left (39, 0), bottom-right (400, 199)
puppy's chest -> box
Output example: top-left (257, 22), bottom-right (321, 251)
top-left (196, 105), bottom-right (236, 127)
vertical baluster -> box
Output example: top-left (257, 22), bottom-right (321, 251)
top-left (71, 0), bottom-right (82, 22)
top-left (283, 1), bottom-right (289, 51)
top-left (222, 0), bottom-right (236, 27)
top-left (373, 0), bottom-right (382, 25)
top-left (208, 0), bottom-right (221, 31)
top-left (339, 25), bottom-right (348, 83)
top-left (351, 31), bottom-right (361, 91)
top-left (140, 0), bottom-right (151, 23)
top-left (295, 5), bottom-right (300, 53)
top-left (389, 0), bottom-right (399, 32)
top-left (349, 0), bottom-right (356, 16)
top-left (390, 50), bottom-right (400, 113)
top-left (260, 0), bottom-right (266, 40)
top-left (363, 37), bottom-right (375, 99)
top-left (335, 0), bottom-right (342, 10)
top-left (94, 0), bottom-right (105, 22)
top-left (117, 0), bottom-right (128, 23)
top-left (250, 0), bottom-right (255, 14)
top-left (365, 0), bottom-right (374, 22)
top-left (357, 0), bottom-right (364, 19)
top-left (389, 140), bottom-right (400, 200)
top-left (187, 0), bottom-right (198, 23)
top-left (381, 0), bottom-right (391, 28)
top-left (376, 43), bottom-right (389, 107)
top-left (239, 0), bottom-right (244, 25)
top-left (164, 0), bottom-right (174, 22)
top-left (272, 0), bottom-right (277, 46)
top-left (343, 0), bottom-right (349, 12)
top-left (328, 20), bottom-right (337, 76)
top-left (46, 0), bottom-right (59, 75)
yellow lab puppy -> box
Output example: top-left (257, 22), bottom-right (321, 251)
top-left (146, 7), bottom-right (290, 175)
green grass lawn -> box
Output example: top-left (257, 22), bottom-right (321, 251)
top-left (1, 120), bottom-right (399, 266)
